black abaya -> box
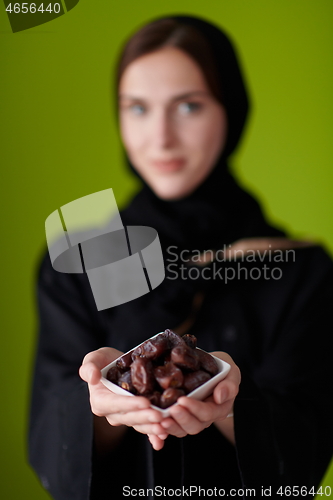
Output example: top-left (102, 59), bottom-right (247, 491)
top-left (30, 245), bottom-right (333, 499)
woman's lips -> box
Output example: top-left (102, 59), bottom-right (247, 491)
top-left (151, 158), bottom-right (186, 172)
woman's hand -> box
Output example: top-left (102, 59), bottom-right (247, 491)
top-left (158, 352), bottom-right (241, 445)
top-left (79, 347), bottom-right (168, 451)
top-left (79, 349), bottom-right (240, 451)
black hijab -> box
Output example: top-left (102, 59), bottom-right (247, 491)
top-left (113, 15), bottom-right (284, 339)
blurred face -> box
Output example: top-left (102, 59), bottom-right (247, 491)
top-left (119, 47), bottom-right (228, 200)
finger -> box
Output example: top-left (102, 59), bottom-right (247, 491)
top-left (148, 434), bottom-right (165, 451)
top-left (160, 417), bottom-right (188, 438)
top-left (157, 433), bottom-right (169, 440)
top-left (79, 361), bottom-right (103, 385)
top-left (213, 378), bottom-right (239, 405)
top-left (177, 396), bottom-right (233, 422)
top-left (168, 405), bottom-right (209, 435)
top-left (91, 389), bottom-right (151, 416)
top-left (210, 352), bottom-right (241, 385)
top-left (175, 397), bottom-right (221, 423)
top-left (107, 408), bottom-right (164, 427)
top-left (133, 423), bottom-right (167, 436)
top-left (82, 347), bottom-right (123, 370)
top-left (208, 352), bottom-right (241, 405)
top-left (79, 348), bottom-right (123, 385)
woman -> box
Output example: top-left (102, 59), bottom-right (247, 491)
top-left (29, 15), bottom-right (333, 500)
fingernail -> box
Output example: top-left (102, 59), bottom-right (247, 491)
top-left (216, 388), bottom-right (226, 404)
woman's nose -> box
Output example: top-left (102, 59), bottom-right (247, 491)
top-left (150, 109), bottom-right (177, 149)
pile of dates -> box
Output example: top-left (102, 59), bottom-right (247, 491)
top-left (106, 329), bottom-right (219, 409)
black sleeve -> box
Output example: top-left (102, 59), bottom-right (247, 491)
top-left (28, 253), bottom-right (104, 500)
top-left (234, 250), bottom-right (333, 498)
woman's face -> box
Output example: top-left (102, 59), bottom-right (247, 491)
top-left (118, 47), bottom-right (227, 200)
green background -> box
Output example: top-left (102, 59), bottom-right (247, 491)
top-left (1, 1), bottom-right (332, 498)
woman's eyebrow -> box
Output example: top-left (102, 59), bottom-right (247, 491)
top-left (171, 91), bottom-right (209, 102)
top-left (118, 91), bottom-right (209, 102)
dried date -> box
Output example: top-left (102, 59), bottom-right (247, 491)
top-left (143, 391), bottom-right (161, 407)
top-left (160, 388), bottom-right (185, 409)
top-left (131, 342), bottom-right (145, 360)
top-left (154, 362), bottom-right (183, 389)
top-left (118, 371), bottom-right (136, 394)
top-left (171, 344), bottom-right (200, 371)
top-left (197, 349), bottom-right (219, 375)
top-left (163, 329), bottom-right (185, 349)
top-left (183, 370), bottom-right (211, 393)
top-left (182, 334), bottom-right (197, 349)
top-left (106, 366), bottom-right (121, 384)
top-left (140, 336), bottom-right (169, 360)
top-left (116, 351), bottom-right (132, 371)
top-left (131, 358), bottom-right (155, 394)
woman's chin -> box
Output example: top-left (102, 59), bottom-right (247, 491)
top-left (152, 182), bottom-right (195, 201)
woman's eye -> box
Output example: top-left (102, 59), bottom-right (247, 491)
top-left (129, 104), bottom-right (146, 115)
top-left (177, 102), bottom-right (202, 115)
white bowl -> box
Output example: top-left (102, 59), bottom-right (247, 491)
top-left (101, 332), bottom-right (231, 417)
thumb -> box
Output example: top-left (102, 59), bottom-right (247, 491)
top-left (79, 361), bottom-right (101, 385)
